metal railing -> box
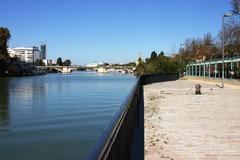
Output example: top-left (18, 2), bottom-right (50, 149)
top-left (140, 73), bottom-right (179, 85)
top-left (84, 79), bottom-right (140, 160)
top-left (84, 73), bottom-right (179, 160)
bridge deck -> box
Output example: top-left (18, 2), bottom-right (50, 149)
top-left (144, 79), bottom-right (240, 160)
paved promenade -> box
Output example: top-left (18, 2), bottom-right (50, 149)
top-left (144, 79), bottom-right (240, 160)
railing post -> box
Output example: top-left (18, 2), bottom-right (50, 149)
top-left (199, 64), bottom-right (201, 76)
top-left (192, 64), bottom-right (194, 76)
top-left (188, 65), bottom-right (190, 75)
top-left (203, 63), bottom-right (206, 77)
top-left (215, 63), bottom-right (217, 78)
top-left (209, 64), bottom-right (211, 78)
top-left (195, 65), bottom-right (197, 76)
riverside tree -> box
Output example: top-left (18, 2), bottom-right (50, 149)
top-left (0, 27), bottom-right (11, 77)
top-left (134, 51), bottom-right (179, 76)
top-left (178, 33), bottom-right (220, 64)
top-left (57, 57), bottom-right (63, 66)
top-left (224, 0), bottom-right (240, 57)
top-left (63, 59), bottom-right (71, 66)
top-left (36, 59), bottom-right (45, 66)
top-left (145, 51), bottom-right (178, 74)
top-left (134, 57), bottom-right (146, 76)
top-left (231, 0), bottom-right (240, 15)
top-left (174, 0), bottom-right (240, 64)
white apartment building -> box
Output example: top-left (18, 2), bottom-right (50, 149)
top-left (8, 47), bottom-right (40, 63)
top-left (86, 62), bottom-right (104, 67)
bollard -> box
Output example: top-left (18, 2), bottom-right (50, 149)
top-left (195, 84), bottom-right (201, 95)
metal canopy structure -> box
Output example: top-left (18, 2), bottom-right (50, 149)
top-left (186, 56), bottom-right (240, 79)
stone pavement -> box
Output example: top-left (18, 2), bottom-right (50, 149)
top-left (144, 79), bottom-right (240, 160)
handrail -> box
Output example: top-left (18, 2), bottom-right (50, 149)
top-left (140, 73), bottom-right (179, 85)
top-left (84, 73), bottom-right (179, 159)
top-left (84, 79), bottom-right (140, 160)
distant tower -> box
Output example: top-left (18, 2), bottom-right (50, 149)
top-left (40, 43), bottom-right (47, 60)
top-left (138, 52), bottom-right (143, 61)
top-left (136, 52), bottom-right (144, 65)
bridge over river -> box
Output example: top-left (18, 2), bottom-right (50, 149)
top-left (37, 65), bottom-right (135, 74)
top-left (36, 66), bottom-right (79, 73)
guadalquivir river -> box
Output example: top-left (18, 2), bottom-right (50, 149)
top-left (0, 71), bottom-right (137, 160)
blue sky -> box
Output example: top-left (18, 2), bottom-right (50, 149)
top-left (0, 0), bottom-right (232, 64)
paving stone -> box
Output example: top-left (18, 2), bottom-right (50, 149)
top-left (144, 79), bottom-right (240, 160)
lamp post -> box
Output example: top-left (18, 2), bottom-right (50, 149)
top-left (222, 13), bottom-right (232, 88)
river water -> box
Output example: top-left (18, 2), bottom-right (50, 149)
top-left (0, 72), bottom-right (137, 160)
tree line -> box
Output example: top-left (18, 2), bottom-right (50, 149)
top-left (36, 57), bottom-right (72, 66)
top-left (135, 51), bottom-right (179, 76)
top-left (176, 0), bottom-right (240, 64)
top-left (56, 57), bottom-right (71, 66)
top-left (135, 0), bottom-right (240, 76)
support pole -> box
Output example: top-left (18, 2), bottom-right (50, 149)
top-left (186, 65), bottom-right (188, 75)
top-left (199, 64), bottom-right (201, 76)
top-left (195, 65), bottom-right (197, 76)
top-left (222, 15), bottom-right (225, 88)
top-left (203, 63), bottom-right (206, 77)
top-left (231, 60), bottom-right (233, 79)
top-left (215, 63), bottom-right (217, 79)
top-left (237, 62), bottom-right (239, 77)
top-left (189, 65), bottom-right (191, 76)
top-left (192, 64), bottom-right (194, 76)
top-left (209, 63), bottom-right (211, 78)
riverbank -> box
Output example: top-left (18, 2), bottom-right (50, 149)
top-left (0, 61), bottom-right (47, 77)
top-left (144, 79), bottom-right (240, 159)
top-left (4, 70), bottom-right (47, 77)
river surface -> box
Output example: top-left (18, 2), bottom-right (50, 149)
top-left (0, 72), bottom-right (137, 160)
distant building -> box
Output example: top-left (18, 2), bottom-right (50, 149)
top-left (48, 60), bottom-right (57, 66)
top-left (42, 59), bottom-right (48, 66)
top-left (86, 62), bottom-right (104, 67)
top-left (8, 47), bottom-right (40, 63)
top-left (40, 44), bottom-right (47, 60)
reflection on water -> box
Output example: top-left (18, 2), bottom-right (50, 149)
top-left (0, 72), bottom-right (137, 160)
top-left (8, 77), bottom-right (47, 111)
top-left (0, 79), bottom-right (9, 131)
top-left (0, 77), bottom-right (47, 131)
